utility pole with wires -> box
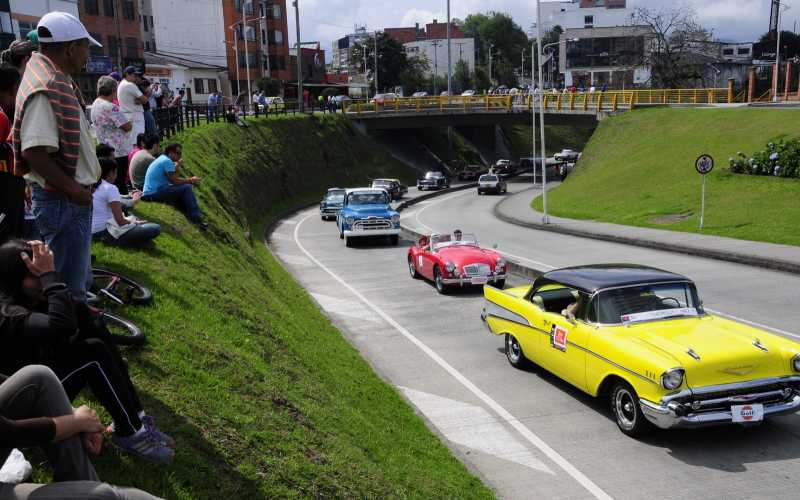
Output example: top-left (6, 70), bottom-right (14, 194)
top-left (293, 0), bottom-right (303, 111)
top-left (455, 41), bottom-right (467, 63)
top-left (432, 40), bottom-right (441, 95)
top-left (374, 30), bottom-right (379, 94)
top-left (243, 1), bottom-right (253, 109)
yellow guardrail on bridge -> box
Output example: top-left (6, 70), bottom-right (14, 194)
top-left (342, 88), bottom-right (740, 117)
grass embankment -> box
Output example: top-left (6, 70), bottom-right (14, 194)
top-left (61, 115), bottom-right (491, 498)
top-left (534, 107), bottom-right (800, 246)
top-left (502, 123), bottom-right (597, 157)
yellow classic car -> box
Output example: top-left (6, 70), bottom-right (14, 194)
top-left (481, 264), bottom-right (800, 437)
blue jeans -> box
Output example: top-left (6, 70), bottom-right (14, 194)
top-left (142, 184), bottom-right (201, 220)
top-left (31, 187), bottom-right (92, 302)
top-left (144, 110), bottom-right (157, 135)
top-left (93, 223), bottom-right (161, 247)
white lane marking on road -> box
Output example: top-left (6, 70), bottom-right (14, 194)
top-left (281, 218), bottom-right (300, 225)
top-left (405, 190), bottom-right (474, 234)
top-left (497, 250), bottom-right (557, 271)
top-left (400, 387), bottom-right (553, 474)
top-left (268, 232), bottom-right (293, 242)
top-left (310, 293), bottom-right (382, 323)
top-left (293, 213), bottom-right (613, 500)
top-left (411, 194), bottom-right (800, 340)
top-left (275, 253), bottom-right (314, 267)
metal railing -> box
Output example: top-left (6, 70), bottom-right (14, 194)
top-left (150, 101), bottom-right (340, 138)
top-left (342, 88), bottom-right (741, 118)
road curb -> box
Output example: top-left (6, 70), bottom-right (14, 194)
top-left (493, 195), bottom-right (800, 276)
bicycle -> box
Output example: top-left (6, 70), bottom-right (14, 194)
top-left (88, 268), bottom-right (152, 347)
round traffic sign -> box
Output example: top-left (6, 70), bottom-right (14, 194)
top-left (695, 154), bottom-right (714, 175)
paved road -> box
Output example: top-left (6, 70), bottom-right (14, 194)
top-left (269, 184), bottom-right (800, 500)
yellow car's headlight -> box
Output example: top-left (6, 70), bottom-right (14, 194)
top-left (661, 368), bottom-right (685, 390)
top-left (792, 354), bottom-right (800, 372)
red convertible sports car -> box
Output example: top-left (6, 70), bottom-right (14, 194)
top-left (407, 231), bottom-right (507, 293)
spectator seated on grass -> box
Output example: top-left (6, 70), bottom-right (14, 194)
top-left (128, 133), bottom-right (146, 170)
top-left (128, 133), bottom-right (160, 192)
top-left (92, 159), bottom-right (160, 247)
top-left (0, 240), bottom-right (176, 464)
top-left (0, 365), bottom-right (163, 499)
top-left (141, 143), bottom-right (207, 230)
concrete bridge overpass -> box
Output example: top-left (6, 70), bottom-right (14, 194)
top-left (343, 89), bottom-right (736, 131)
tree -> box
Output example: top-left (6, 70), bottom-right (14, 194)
top-left (759, 30), bottom-right (800, 60)
top-left (472, 66), bottom-right (491, 91)
top-left (400, 55), bottom-right (430, 95)
top-left (351, 33), bottom-right (408, 94)
top-left (453, 59), bottom-right (471, 93)
top-left (462, 12), bottom-right (529, 85)
top-left (255, 77), bottom-right (281, 96)
top-left (635, 6), bottom-right (716, 88)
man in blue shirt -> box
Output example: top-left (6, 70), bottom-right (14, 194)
top-left (207, 91), bottom-right (218, 121)
top-left (141, 143), bottom-right (207, 229)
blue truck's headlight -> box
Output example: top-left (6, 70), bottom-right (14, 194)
top-left (345, 216), bottom-right (355, 225)
top-left (391, 214), bottom-right (400, 224)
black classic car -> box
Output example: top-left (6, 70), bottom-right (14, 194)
top-left (319, 187), bottom-right (346, 220)
top-left (371, 179), bottom-right (402, 200)
top-left (417, 171), bottom-right (450, 191)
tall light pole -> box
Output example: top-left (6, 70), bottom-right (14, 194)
top-left (536, 0), bottom-right (549, 224)
top-left (374, 30), bottom-right (379, 94)
top-left (488, 44), bottom-right (494, 87)
top-left (531, 38), bottom-right (538, 187)
top-left (432, 40), bottom-right (441, 95)
top-left (243, 1), bottom-right (253, 109)
top-left (226, 26), bottom-right (242, 100)
top-left (772, 1), bottom-right (790, 102)
top-left (293, 0), bottom-right (303, 111)
top-left (446, 0), bottom-right (452, 98)
top-left (521, 47), bottom-right (526, 83)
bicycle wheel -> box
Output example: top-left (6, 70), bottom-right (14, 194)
top-left (91, 268), bottom-right (153, 306)
top-left (102, 313), bottom-right (145, 346)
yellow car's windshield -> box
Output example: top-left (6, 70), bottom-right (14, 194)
top-left (596, 282), bottom-right (701, 324)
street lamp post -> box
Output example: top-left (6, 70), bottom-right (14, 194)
top-left (488, 44), bottom-right (494, 87)
top-left (226, 26), bottom-right (241, 101)
top-left (432, 40), bottom-right (441, 95)
top-left (293, 0), bottom-right (303, 111)
top-left (772, 1), bottom-right (791, 102)
top-left (446, 0), bottom-right (452, 99)
top-left (536, 0), bottom-right (549, 224)
top-left (243, 1), bottom-right (253, 110)
top-left (374, 30), bottom-right (379, 94)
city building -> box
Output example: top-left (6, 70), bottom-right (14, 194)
top-left (425, 20), bottom-right (464, 40)
top-left (289, 42), bottom-right (326, 84)
top-left (222, 0), bottom-right (290, 100)
top-left (78, 0), bottom-right (144, 100)
top-left (539, 0), bottom-right (633, 32)
top-left (143, 52), bottom-right (225, 104)
top-left (151, 0), bottom-right (226, 69)
top-left (404, 38), bottom-right (475, 78)
top-left (559, 25), bottom-right (654, 88)
top-left (139, 0), bottom-right (155, 52)
top-left (330, 27), bottom-right (372, 75)
top-left (8, 0), bottom-right (79, 42)
top-left (0, 1), bottom-right (14, 50)
top-left (720, 42), bottom-right (754, 63)
top-left (385, 25), bottom-right (422, 45)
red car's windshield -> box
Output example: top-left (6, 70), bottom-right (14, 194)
top-left (431, 233), bottom-right (478, 250)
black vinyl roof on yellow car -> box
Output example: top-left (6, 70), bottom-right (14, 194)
top-left (533, 264), bottom-right (692, 294)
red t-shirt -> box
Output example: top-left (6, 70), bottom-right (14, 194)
top-left (0, 108), bottom-right (14, 175)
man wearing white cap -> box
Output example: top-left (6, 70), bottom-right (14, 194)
top-left (12, 11), bottom-right (102, 303)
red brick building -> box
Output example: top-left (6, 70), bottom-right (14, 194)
top-left (222, 0), bottom-right (291, 98)
top-left (78, 0), bottom-right (144, 99)
top-left (425, 20), bottom-right (464, 40)
top-left (384, 27), bottom-right (421, 45)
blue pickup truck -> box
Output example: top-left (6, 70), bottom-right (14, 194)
top-left (336, 188), bottom-right (401, 247)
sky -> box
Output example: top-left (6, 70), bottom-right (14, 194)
top-left (288, 0), bottom-right (800, 60)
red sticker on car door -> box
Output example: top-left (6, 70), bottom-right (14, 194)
top-left (551, 325), bottom-right (568, 352)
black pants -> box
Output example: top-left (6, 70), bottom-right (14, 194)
top-left (114, 156), bottom-right (130, 195)
top-left (51, 338), bottom-right (144, 436)
top-left (0, 173), bottom-right (25, 243)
